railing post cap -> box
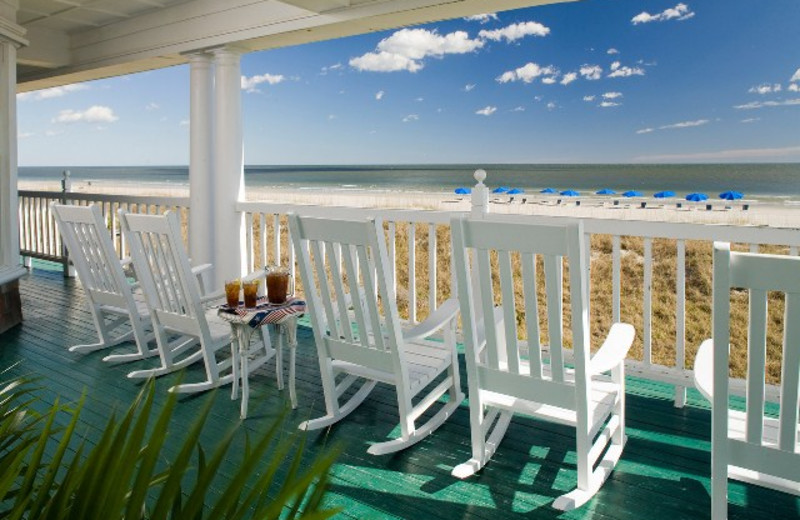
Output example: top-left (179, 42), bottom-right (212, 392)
top-left (474, 169), bottom-right (487, 184)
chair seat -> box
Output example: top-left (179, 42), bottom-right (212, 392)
top-left (480, 365), bottom-right (619, 440)
top-left (332, 338), bottom-right (453, 396)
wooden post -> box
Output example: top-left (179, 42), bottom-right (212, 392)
top-left (60, 170), bottom-right (75, 277)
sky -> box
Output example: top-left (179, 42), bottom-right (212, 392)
top-left (16, 0), bottom-right (800, 166)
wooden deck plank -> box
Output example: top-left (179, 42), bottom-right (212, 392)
top-left (2, 263), bottom-right (799, 519)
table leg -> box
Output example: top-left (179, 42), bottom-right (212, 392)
top-left (239, 327), bottom-right (252, 419)
top-left (273, 323), bottom-right (284, 390)
top-left (230, 328), bottom-right (240, 401)
top-left (289, 342), bottom-right (297, 409)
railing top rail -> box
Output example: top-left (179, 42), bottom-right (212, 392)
top-left (238, 200), bottom-right (800, 247)
top-left (19, 190), bottom-right (190, 207)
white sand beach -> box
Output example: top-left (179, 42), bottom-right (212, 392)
top-left (18, 178), bottom-right (800, 229)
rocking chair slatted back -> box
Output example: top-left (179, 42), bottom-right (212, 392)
top-left (119, 211), bottom-right (205, 337)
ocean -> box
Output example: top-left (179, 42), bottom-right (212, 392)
top-left (17, 163), bottom-right (800, 201)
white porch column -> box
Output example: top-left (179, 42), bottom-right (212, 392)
top-left (0, 18), bottom-right (26, 270)
top-left (211, 46), bottom-right (245, 288)
top-left (187, 52), bottom-right (214, 271)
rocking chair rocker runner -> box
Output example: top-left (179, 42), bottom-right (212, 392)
top-left (288, 213), bottom-right (464, 455)
top-left (450, 216), bottom-right (634, 510)
top-left (119, 209), bottom-right (275, 395)
top-left (51, 203), bottom-right (158, 365)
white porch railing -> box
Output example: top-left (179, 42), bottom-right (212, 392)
top-left (18, 189), bottom-right (190, 272)
top-left (17, 176), bottom-right (800, 408)
top-left (237, 195), bottom-right (800, 408)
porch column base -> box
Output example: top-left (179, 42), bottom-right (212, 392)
top-left (0, 272), bottom-right (24, 334)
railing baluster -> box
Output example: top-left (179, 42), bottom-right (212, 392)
top-left (259, 213), bottom-right (267, 267)
top-left (273, 214), bottom-right (280, 265)
top-left (643, 237), bottom-right (653, 365)
top-left (612, 235), bottom-right (621, 323)
top-left (428, 223), bottom-right (437, 312)
top-left (246, 212), bottom-right (254, 272)
top-left (675, 239), bottom-right (687, 407)
top-left (408, 222), bottom-right (416, 324)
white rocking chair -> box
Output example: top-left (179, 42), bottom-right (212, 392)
top-left (450, 216), bottom-right (635, 511)
top-left (51, 203), bottom-right (158, 365)
top-left (119, 209), bottom-right (274, 395)
top-left (288, 214), bottom-right (464, 455)
top-left (693, 243), bottom-right (800, 519)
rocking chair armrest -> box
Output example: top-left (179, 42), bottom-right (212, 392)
top-left (692, 338), bottom-right (715, 402)
top-left (403, 298), bottom-right (459, 343)
top-left (589, 322), bottom-right (635, 376)
top-left (242, 267), bottom-right (269, 283)
top-left (190, 263), bottom-right (213, 277)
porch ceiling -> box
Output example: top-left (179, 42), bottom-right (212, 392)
top-left (15, 0), bottom-right (578, 91)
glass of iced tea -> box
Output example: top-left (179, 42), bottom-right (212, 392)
top-left (243, 279), bottom-right (259, 308)
top-left (266, 267), bottom-right (292, 304)
top-left (224, 279), bottom-right (241, 308)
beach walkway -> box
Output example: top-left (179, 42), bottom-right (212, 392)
top-left (3, 262), bottom-right (799, 519)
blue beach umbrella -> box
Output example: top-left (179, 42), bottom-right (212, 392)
top-left (654, 190), bottom-right (675, 199)
top-left (506, 188), bottom-right (524, 195)
top-left (622, 190), bottom-right (643, 198)
top-left (686, 193), bottom-right (708, 202)
top-left (540, 187), bottom-right (558, 194)
top-left (560, 189), bottom-right (580, 197)
top-left (492, 186), bottom-right (510, 193)
top-left (596, 188), bottom-right (616, 195)
top-left (719, 190), bottom-right (743, 200)
top-left (454, 187), bottom-right (471, 195)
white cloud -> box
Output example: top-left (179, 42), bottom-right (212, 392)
top-left (179, 120), bottom-right (189, 127)
top-left (496, 62), bottom-right (557, 84)
top-left (608, 65), bottom-right (645, 78)
top-left (402, 114), bottom-right (419, 122)
top-left (45, 129), bottom-right (63, 137)
top-left (145, 102), bottom-right (159, 111)
top-left (241, 73), bottom-right (286, 93)
top-left (599, 101), bottom-right (621, 108)
top-left (603, 91), bottom-right (623, 99)
top-left (18, 131), bottom-right (34, 139)
top-left (415, 97), bottom-right (424, 102)
top-left (607, 48), bottom-right (620, 55)
top-left (463, 83), bottom-right (476, 92)
top-left (52, 105), bottom-right (118, 124)
top-left (328, 114), bottom-right (337, 120)
top-left (579, 64), bottom-right (603, 80)
top-left (660, 119), bottom-right (709, 129)
top-left (17, 83), bottom-right (89, 101)
top-left (583, 95), bottom-right (596, 102)
top-left (734, 98), bottom-right (800, 109)
top-left (320, 63), bottom-right (343, 75)
top-left (740, 118), bottom-right (760, 123)
top-left (748, 83), bottom-right (782, 95)
top-left (464, 13), bottom-right (498, 24)
top-left (542, 77), bottom-right (557, 85)
top-left (479, 21), bottom-right (550, 43)
top-left (635, 145), bottom-right (800, 162)
top-left (636, 128), bottom-right (655, 134)
top-left (560, 72), bottom-right (578, 85)
top-left (789, 83), bottom-right (800, 92)
top-left (546, 101), bottom-right (557, 110)
top-left (375, 90), bottom-right (384, 100)
top-left (511, 106), bottom-right (526, 112)
top-left (632, 3), bottom-right (695, 24)
top-left (350, 28), bottom-right (484, 73)
top-left (791, 68), bottom-right (800, 82)
top-left (476, 106), bottom-right (497, 116)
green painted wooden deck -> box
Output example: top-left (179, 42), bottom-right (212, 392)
top-left (2, 263), bottom-right (799, 519)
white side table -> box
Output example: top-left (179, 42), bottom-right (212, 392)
top-left (218, 297), bottom-right (305, 418)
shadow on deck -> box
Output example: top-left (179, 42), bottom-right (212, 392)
top-left (2, 264), bottom-right (798, 519)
